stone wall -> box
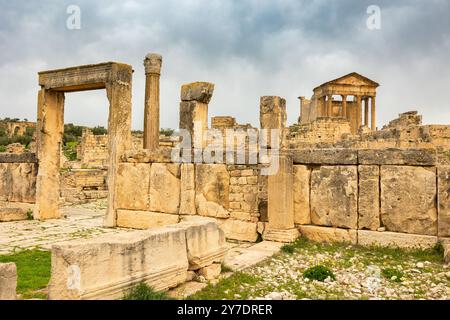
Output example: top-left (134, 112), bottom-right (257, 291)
top-left (60, 168), bottom-right (108, 205)
top-left (116, 148), bottom-right (449, 246)
top-left (292, 148), bottom-right (449, 247)
top-left (0, 153), bottom-right (37, 221)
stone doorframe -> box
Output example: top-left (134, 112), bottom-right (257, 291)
top-left (35, 62), bottom-right (133, 227)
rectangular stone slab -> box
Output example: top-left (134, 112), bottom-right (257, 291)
top-left (292, 149), bottom-right (358, 165)
top-left (48, 227), bottom-right (189, 300)
top-left (0, 153), bottom-right (37, 163)
top-left (358, 148), bottom-right (436, 166)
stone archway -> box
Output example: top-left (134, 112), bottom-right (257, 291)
top-left (35, 62), bottom-right (133, 227)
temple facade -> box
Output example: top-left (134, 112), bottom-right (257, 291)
top-left (298, 72), bottom-right (379, 134)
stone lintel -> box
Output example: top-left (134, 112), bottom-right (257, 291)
top-left (292, 149), bottom-right (358, 165)
top-left (38, 62), bottom-right (133, 91)
top-left (0, 153), bottom-right (37, 163)
top-left (358, 148), bottom-right (436, 166)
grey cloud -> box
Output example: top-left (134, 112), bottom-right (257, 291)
top-left (0, 0), bottom-right (449, 130)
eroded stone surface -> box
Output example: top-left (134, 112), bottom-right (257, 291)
top-left (438, 166), bottom-right (450, 237)
top-left (310, 166), bottom-right (358, 229)
top-left (0, 262), bottom-right (17, 300)
top-left (299, 225), bottom-right (357, 244)
top-left (381, 166), bottom-right (437, 235)
top-left (293, 165), bottom-right (311, 225)
top-left (358, 165), bottom-right (380, 230)
top-left (358, 230), bottom-right (437, 248)
top-left (116, 163), bottom-right (150, 211)
top-left (195, 164), bottom-right (229, 218)
top-left (150, 163), bottom-right (181, 214)
top-left (117, 210), bottom-right (179, 229)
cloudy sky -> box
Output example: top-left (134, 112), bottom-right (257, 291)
top-left (0, 0), bottom-right (449, 130)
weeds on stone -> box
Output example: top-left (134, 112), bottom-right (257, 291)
top-left (381, 268), bottom-right (403, 282)
top-left (123, 283), bottom-right (173, 300)
top-left (26, 209), bottom-right (33, 220)
top-left (221, 263), bottom-right (233, 273)
top-left (303, 265), bottom-right (336, 282)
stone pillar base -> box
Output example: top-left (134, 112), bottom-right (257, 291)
top-left (263, 227), bottom-right (299, 243)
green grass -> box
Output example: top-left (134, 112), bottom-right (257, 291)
top-left (123, 283), bottom-right (173, 300)
top-left (381, 268), bottom-right (404, 282)
top-left (303, 265), bottom-right (336, 282)
top-left (0, 250), bottom-right (51, 299)
top-left (189, 272), bottom-right (262, 300)
top-left (0, 145), bottom-right (6, 152)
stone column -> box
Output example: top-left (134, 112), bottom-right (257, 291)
top-left (34, 89), bottom-right (65, 220)
top-left (104, 64), bottom-right (133, 227)
top-left (260, 96), bottom-right (287, 149)
top-left (341, 95), bottom-right (347, 118)
top-left (364, 97), bottom-right (369, 126)
top-left (371, 96), bottom-right (376, 130)
top-left (327, 95), bottom-right (333, 117)
top-left (356, 95), bottom-right (362, 130)
top-left (263, 153), bottom-right (299, 242)
top-left (179, 82), bottom-right (215, 149)
top-left (143, 53), bottom-right (162, 151)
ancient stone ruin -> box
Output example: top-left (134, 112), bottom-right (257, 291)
top-left (0, 53), bottom-right (449, 299)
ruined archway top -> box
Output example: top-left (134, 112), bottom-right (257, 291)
top-left (144, 53), bottom-right (162, 75)
top-left (38, 62), bottom-right (133, 92)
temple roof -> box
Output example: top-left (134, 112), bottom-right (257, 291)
top-left (315, 72), bottom-right (380, 90)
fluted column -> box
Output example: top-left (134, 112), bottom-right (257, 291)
top-left (143, 53), bottom-right (162, 151)
top-left (371, 96), bottom-right (376, 130)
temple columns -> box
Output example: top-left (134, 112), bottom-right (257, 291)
top-left (143, 53), bottom-right (162, 151)
top-left (371, 96), bottom-right (376, 130)
top-left (364, 97), bottom-right (369, 126)
top-left (341, 95), bottom-right (347, 118)
top-left (328, 95), bottom-right (333, 117)
top-left (356, 95), bottom-right (362, 130)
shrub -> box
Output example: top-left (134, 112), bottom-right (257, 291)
top-left (281, 243), bottom-right (296, 254)
top-left (160, 128), bottom-right (175, 137)
top-left (0, 145), bottom-right (6, 153)
top-left (92, 126), bottom-right (108, 135)
top-left (381, 268), bottom-right (403, 282)
top-left (303, 265), bottom-right (336, 282)
top-left (123, 283), bottom-right (172, 300)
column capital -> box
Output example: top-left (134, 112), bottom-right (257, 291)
top-left (144, 53), bottom-right (162, 75)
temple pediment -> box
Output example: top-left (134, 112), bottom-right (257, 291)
top-left (323, 72), bottom-right (379, 87)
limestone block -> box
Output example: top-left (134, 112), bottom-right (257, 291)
top-left (358, 149), bottom-right (436, 166)
top-left (48, 228), bottom-right (189, 300)
top-left (180, 82), bottom-right (215, 103)
top-left (263, 227), bottom-right (299, 243)
top-left (195, 164), bottom-right (229, 218)
top-left (293, 165), bottom-right (311, 225)
top-left (218, 219), bottom-right (259, 242)
top-left (150, 163), bottom-right (181, 214)
top-left (267, 155), bottom-right (294, 230)
top-left (116, 163), bottom-right (150, 211)
top-left (0, 152), bottom-right (37, 163)
top-left (310, 166), bottom-right (358, 229)
top-left (198, 263), bottom-right (221, 280)
top-left (299, 225), bottom-right (357, 244)
top-left (444, 243), bottom-right (450, 264)
top-left (171, 217), bottom-right (228, 270)
top-left (180, 163), bottom-right (196, 215)
top-left (380, 166), bottom-right (437, 235)
top-left (116, 210), bottom-right (179, 229)
top-left (292, 149), bottom-right (358, 165)
top-left (358, 165), bottom-right (380, 230)
top-left (0, 263), bottom-right (17, 300)
top-left (0, 163), bottom-right (37, 203)
top-left (9, 163), bottom-right (37, 203)
top-left (438, 166), bottom-right (450, 237)
top-left (0, 208), bottom-right (28, 222)
top-left (358, 230), bottom-right (437, 249)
